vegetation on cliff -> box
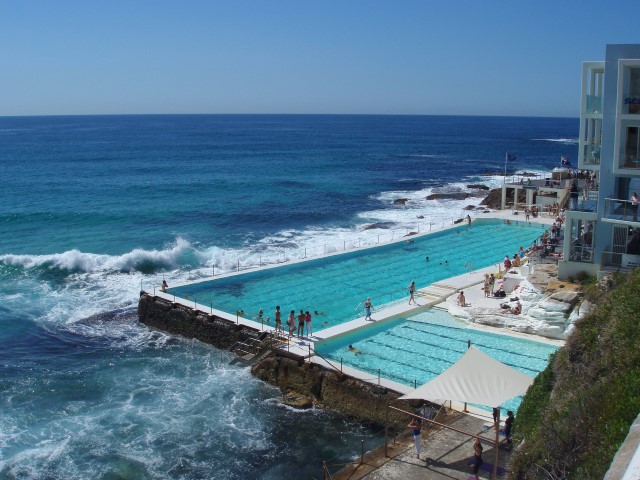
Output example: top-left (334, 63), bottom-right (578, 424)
top-left (508, 270), bottom-right (640, 479)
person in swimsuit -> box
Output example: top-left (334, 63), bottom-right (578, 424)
top-left (457, 291), bottom-right (466, 307)
top-left (472, 437), bottom-right (483, 479)
top-left (408, 280), bottom-right (416, 305)
top-left (305, 310), bottom-right (312, 337)
top-left (287, 310), bottom-right (296, 337)
top-left (275, 306), bottom-right (282, 334)
top-left (161, 280), bottom-right (168, 292)
top-left (297, 309), bottom-right (306, 337)
top-left (348, 344), bottom-right (361, 355)
top-left (364, 297), bottom-right (373, 321)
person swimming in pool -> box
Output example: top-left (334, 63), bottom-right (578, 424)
top-left (348, 345), bottom-right (361, 355)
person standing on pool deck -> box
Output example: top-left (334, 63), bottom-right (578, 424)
top-left (504, 410), bottom-right (514, 449)
top-left (364, 297), bottom-right (373, 321)
top-left (305, 310), bottom-right (313, 337)
top-left (408, 280), bottom-right (416, 305)
top-left (407, 417), bottom-right (422, 459)
top-left (297, 309), bottom-right (306, 337)
top-left (287, 310), bottom-right (296, 337)
top-left (274, 306), bottom-right (282, 334)
top-left (472, 437), bottom-right (483, 479)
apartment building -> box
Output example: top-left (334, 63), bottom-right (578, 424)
top-left (559, 44), bottom-right (640, 279)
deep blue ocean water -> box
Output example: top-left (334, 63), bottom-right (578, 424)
top-left (0, 114), bottom-right (578, 479)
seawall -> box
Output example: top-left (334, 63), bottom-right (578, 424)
top-left (138, 292), bottom-right (419, 429)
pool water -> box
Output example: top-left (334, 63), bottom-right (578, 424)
top-left (314, 308), bottom-right (558, 413)
top-left (171, 220), bottom-right (544, 331)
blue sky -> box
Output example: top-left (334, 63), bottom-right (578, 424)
top-left (1, 0), bottom-right (638, 117)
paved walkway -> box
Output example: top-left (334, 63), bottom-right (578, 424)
top-left (333, 411), bottom-right (513, 480)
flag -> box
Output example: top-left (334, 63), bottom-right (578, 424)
top-left (561, 156), bottom-right (573, 168)
top-left (507, 153), bottom-right (516, 161)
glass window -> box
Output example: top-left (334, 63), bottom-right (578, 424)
top-left (622, 127), bottom-right (640, 169)
top-left (625, 67), bottom-right (640, 114)
top-left (570, 219), bottom-right (595, 263)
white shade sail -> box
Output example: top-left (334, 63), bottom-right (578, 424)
top-left (399, 346), bottom-right (535, 407)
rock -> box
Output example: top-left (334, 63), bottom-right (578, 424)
top-left (466, 184), bottom-right (490, 190)
top-left (363, 222), bottom-right (396, 230)
top-left (453, 218), bottom-right (464, 224)
top-left (282, 391), bottom-right (313, 409)
top-left (393, 198), bottom-right (409, 205)
top-left (404, 231), bottom-right (418, 237)
top-left (426, 192), bottom-right (470, 200)
top-left (463, 205), bottom-right (475, 210)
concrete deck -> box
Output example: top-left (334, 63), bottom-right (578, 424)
top-left (332, 411), bottom-right (513, 480)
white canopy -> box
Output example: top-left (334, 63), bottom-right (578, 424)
top-left (400, 346), bottom-right (534, 407)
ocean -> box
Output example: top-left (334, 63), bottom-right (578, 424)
top-left (0, 114), bottom-right (578, 479)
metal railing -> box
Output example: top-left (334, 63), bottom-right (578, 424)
top-left (603, 198), bottom-right (640, 222)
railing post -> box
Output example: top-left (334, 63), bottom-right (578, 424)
top-left (340, 358), bottom-right (343, 372)
top-left (194, 297), bottom-right (196, 310)
top-left (343, 240), bottom-right (346, 251)
top-left (378, 369), bottom-right (381, 385)
top-left (153, 286), bottom-right (156, 296)
top-left (210, 301), bottom-right (213, 315)
top-left (384, 403), bottom-right (389, 458)
top-left (360, 439), bottom-right (364, 465)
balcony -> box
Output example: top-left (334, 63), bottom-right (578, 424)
top-left (585, 95), bottom-right (602, 114)
top-left (581, 143), bottom-right (601, 165)
top-left (603, 198), bottom-right (640, 223)
top-left (567, 189), bottom-right (598, 213)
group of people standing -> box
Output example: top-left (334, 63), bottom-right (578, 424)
top-left (273, 305), bottom-right (313, 338)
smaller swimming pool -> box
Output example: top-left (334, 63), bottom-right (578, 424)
top-left (314, 308), bottom-right (558, 413)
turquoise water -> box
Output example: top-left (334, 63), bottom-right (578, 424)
top-left (314, 308), bottom-right (558, 413)
top-left (171, 220), bottom-right (545, 330)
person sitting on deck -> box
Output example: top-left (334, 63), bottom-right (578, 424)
top-left (504, 256), bottom-right (512, 270)
top-left (512, 254), bottom-right (521, 267)
top-left (457, 291), bottom-right (467, 307)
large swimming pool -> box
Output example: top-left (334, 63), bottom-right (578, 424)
top-left (314, 308), bottom-right (558, 413)
top-left (171, 219), bottom-right (544, 331)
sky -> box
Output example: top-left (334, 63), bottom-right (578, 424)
top-left (1, 0), bottom-right (638, 117)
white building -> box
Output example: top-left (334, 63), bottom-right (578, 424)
top-left (558, 44), bottom-right (640, 279)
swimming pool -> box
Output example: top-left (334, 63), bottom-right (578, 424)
top-left (314, 308), bottom-right (558, 413)
top-left (171, 220), bottom-right (544, 331)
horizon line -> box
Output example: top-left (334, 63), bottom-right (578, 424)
top-left (0, 112), bottom-right (579, 119)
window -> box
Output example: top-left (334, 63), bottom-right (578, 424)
top-left (625, 67), bottom-right (640, 114)
top-left (622, 127), bottom-right (640, 168)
